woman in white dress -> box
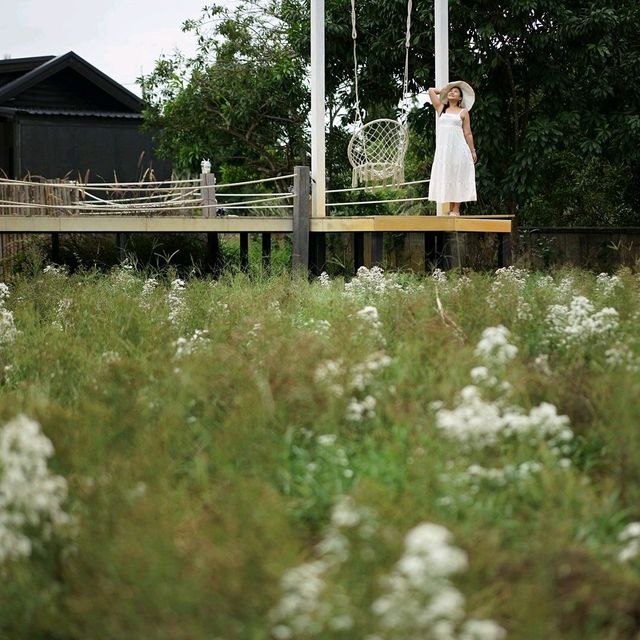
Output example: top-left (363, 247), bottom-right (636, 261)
top-left (427, 81), bottom-right (477, 216)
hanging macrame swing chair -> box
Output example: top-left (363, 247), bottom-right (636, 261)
top-left (347, 0), bottom-right (413, 188)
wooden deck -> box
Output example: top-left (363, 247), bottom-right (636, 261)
top-left (0, 215), bottom-right (512, 234)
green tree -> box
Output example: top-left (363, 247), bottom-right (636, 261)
top-left (140, 3), bottom-right (309, 182)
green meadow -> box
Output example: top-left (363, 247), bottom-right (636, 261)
top-left (1, 264), bottom-right (640, 639)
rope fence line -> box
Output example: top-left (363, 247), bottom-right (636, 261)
top-left (326, 178), bottom-right (430, 194)
top-left (215, 174), bottom-right (295, 188)
top-left (0, 172), bottom-right (432, 216)
top-left (0, 178), bottom-right (201, 189)
top-left (221, 204), bottom-right (294, 210)
top-left (327, 195), bottom-right (433, 207)
top-left (216, 192), bottom-right (293, 198)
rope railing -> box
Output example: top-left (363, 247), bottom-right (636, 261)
top-left (327, 195), bottom-right (432, 207)
top-left (326, 178), bottom-right (430, 194)
top-left (0, 172), bottom-right (296, 217)
top-left (214, 174), bottom-right (295, 188)
top-left (0, 177), bottom-right (201, 189)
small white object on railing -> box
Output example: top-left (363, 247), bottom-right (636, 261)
top-left (201, 159), bottom-right (212, 174)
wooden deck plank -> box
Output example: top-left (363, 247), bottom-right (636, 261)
top-left (0, 215), bottom-right (512, 234)
top-left (0, 216), bottom-right (295, 233)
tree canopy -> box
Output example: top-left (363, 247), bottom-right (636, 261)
top-left (140, 0), bottom-right (640, 222)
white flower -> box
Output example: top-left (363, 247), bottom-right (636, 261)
top-left (545, 296), bottom-right (619, 349)
top-left (0, 415), bottom-right (73, 562)
top-left (317, 434), bottom-right (337, 447)
top-left (475, 326), bottom-right (518, 367)
top-left (432, 268), bottom-right (448, 284)
top-left (317, 272), bottom-right (331, 287)
top-left (619, 522), bottom-right (640, 542)
top-left (596, 272), bottom-right (622, 296)
top-left (357, 305), bottom-right (380, 325)
top-left (460, 619), bottom-right (507, 640)
top-left (0, 308), bottom-right (17, 346)
top-left (174, 329), bottom-right (209, 359)
top-left (331, 496), bottom-right (361, 528)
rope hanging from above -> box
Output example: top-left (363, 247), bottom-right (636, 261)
top-left (347, 0), bottom-right (413, 188)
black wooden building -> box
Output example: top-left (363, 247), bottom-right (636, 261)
top-left (0, 52), bottom-right (170, 181)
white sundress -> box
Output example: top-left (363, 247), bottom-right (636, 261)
top-left (428, 110), bottom-right (476, 203)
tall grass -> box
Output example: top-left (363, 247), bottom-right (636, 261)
top-left (0, 265), bottom-right (639, 639)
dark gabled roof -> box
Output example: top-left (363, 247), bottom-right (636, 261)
top-left (0, 56), bottom-right (55, 76)
top-left (4, 107), bottom-right (142, 119)
top-left (0, 52), bottom-right (143, 112)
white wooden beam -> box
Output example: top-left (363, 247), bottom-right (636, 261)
top-left (310, 0), bottom-right (326, 217)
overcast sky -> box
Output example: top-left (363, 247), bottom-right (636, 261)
top-left (0, 0), bottom-right (212, 96)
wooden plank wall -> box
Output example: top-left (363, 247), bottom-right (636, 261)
top-left (0, 178), bottom-right (78, 272)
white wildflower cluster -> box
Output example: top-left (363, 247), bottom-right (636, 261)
top-left (345, 395), bottom-right (377, 422)
top-left (532, 274), bottom-right (554, 290)
top-left (545, 296), bottom-right (619, 349)
top-left (314, 351), bottom-right (391, 422)
top-left (618, 522), bottom-right (640, 563)
top-left (435, 326), bottom-right (573, 456)
top-left (167, 278), bottom-right (186, 324)
top-left (52, 297), bottom-right (72, 331)
top-left (516, 300), bottom-right (534, 323)
top-left (101, 350), bottom-right (121, 364)
top-left (270, 496), bottom-right (376, 638)
top-left (344, 266), bottom-right (404, 300)
top-left (174, 329), bottom-right (209, 359)
top-left (317, 271), bottom-right (332, 288)
top-left (372, 523), bottom-right (506, 640)
top-left (42, 264), bottom-right (68, 277)
top-left (441, 461), bottom-right (546, 497)
top-left (296, 318), bottom-right (331, 336)
top-left (604, 344), bottom-right (640, 373)
top-left (474, 326), bottom-right (518, 369)
top-left (0, 283), bottom-right (17, 347)
top-left (436, 387), bottom-right (572, 451)
top-left (432, 268), bottom-right (448, 285)
top-left (0, 415), bottom-right (73, 563)
top-left (450, 275), bottom-right (472, 295)
top-left (555, 275), bottom-right (575, 301)
top-left (491, 266), bottom-right (528, 298)
top-left (110, 260), bottom-right (137, 288)
top-left (139, 277), bottom-right (158, 309)
top-left (273, 497), bottom-right (504, 640)
top-left (0, 283), bottom-right (9, 306)
top-left (596, 272), bottom-right (622, 297)
top-left (356, 305), bottom-right (385, 345)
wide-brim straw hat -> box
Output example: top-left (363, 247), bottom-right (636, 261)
top-left (439, 80), bottom-right (475, 110)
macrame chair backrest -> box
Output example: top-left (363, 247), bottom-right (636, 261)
top-left (347, 0), bottom-right (413, 187)
top-left (348, 118), bottom-right (409, 188)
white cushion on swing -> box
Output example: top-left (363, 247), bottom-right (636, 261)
top-left (347, 118), bottom-right (409, 187)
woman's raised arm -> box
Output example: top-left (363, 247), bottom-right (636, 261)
top-left (428, 87), bottom-right (444, 114)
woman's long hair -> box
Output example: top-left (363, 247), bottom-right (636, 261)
top-left (442, 87), bottom-right (463, 115)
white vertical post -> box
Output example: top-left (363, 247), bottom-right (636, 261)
top-left (311, 0), bottom-right (326, 217)
top-left (434, 0), bottom-right (449, 216)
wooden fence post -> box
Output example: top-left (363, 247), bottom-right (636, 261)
top-left (262, 232), bottom-right (272, 272)
top-left (201, 171), bottom-right (220, 275)
top-left (424, 231), bottom-right (446, 272)
top-left (371, 231), bottom-right (384, 266)
top-left (201, 172), bottom-right (217, 218)
top-left (353, 232), bottom-right (364, 272)
top-left (309, 232), bottom-right (326, 276)
top-left (497, 232), bottom-right (512, 268)
top-left (292, 165), bottom-right (310, 272)
top-left (240, 232), bottom-right (249, 272)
